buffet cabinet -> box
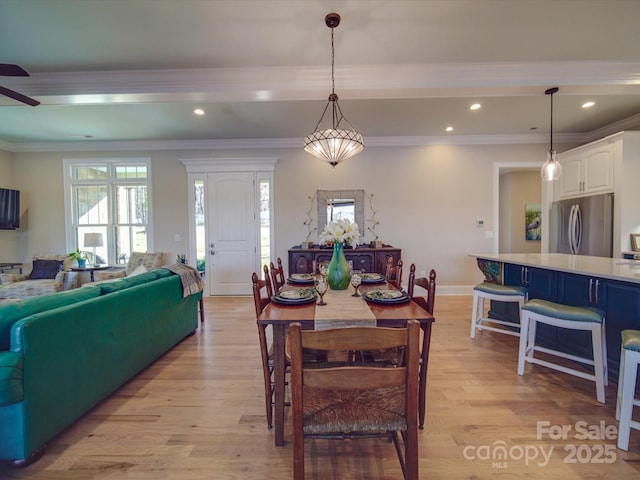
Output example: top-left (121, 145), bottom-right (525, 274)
top-left (288, 245), bottom-right (401, 275)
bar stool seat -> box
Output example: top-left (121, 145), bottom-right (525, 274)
top-left (616, 329), bottom-right (640, 450)
top-left (517, 299), bottom-right (608, 403)
top-left (470, 283), bottom-right (527, 338)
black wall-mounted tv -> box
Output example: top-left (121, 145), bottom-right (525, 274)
top-left (0, 188), bottom-right (20, 230)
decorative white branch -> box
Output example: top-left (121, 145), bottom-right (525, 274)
top-left (303, 194), bottom-right (317, 242)
top-left (367, 193), bottom-right (380, 241)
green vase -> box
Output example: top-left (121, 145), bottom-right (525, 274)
top-left (327, 242), bottom-right (351, 290)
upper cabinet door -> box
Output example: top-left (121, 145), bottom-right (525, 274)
top-left (558, 154), bottom-right (583, 198)
top-left (557, 143), bottom-right (613, 200)
top-left (584, 146), bottom-right (614, 193)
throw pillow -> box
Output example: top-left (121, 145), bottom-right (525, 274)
top-left (129, 265), bottom-right (148, 277)
top-left (28, 259), bottom-right (64, 280)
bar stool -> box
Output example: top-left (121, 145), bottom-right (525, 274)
top-left (517, 299), bottom-right (608, 403)
top-left (616, 329), bottom-right (640, 450)
top-left (470, 283), bottom-right (527, 338)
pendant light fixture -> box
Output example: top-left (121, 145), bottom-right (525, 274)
top-left (303, 13), bottom-right (364, 168)
top-left (540, 87), bottom-right (562, 181)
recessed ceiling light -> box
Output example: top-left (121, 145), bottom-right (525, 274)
top-left (446, 126), bottom-right (454, 132)
top-left (194, 108), bottom-right (205, 116)
top-left (582, 101), bottom-right (595, 109)
top-left (470, 103), bottom-right (481, 111)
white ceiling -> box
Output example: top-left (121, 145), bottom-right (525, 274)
top-left (1, 0), bottom-right (640, 151)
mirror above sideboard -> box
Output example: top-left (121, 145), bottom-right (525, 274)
top-left (317, 189), bottom-right (365, 234)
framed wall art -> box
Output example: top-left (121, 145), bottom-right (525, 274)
top-left (525, 204), bottom-right (542, 241)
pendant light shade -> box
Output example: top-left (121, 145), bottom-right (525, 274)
top-left (304, 13), bottom-right (364, 168)
top-left (541, 87), bottom-right (562, 181)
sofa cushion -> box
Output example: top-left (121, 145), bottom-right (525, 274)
top-left (0, 278), bottom-right (62, 300)
top-left (0, 352), bottom-right (23, 406)
top-left (28, 259), bottom-right (63, 280)
top-left (98, 270), bottom-right (160, 294)
top-left (0, 286), bottom-right (101, 350)
top-left (155, 268), bottom-right (172, 279)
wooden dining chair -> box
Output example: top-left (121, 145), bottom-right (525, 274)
top-left (407, 263), bottom-right (437, 314)
top-left (289, 320), bottom-right (420, 480)
top-left (386, 258), bottom-right (404, 289)
top-left (269, 257), bottom-right (286, 293)
top-left (253, 265), bottom-right (324, 430)
top-left (406, 263), bottom-right (437, 429)
top-left (252, 265), bottom-right (276, 429)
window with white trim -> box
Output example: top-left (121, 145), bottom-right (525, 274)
top-left (64, 158), bottom-right (152, 265)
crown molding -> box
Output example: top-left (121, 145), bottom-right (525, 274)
top-left (3, 61), bottom-right (640, 106)
top-left (4, 133), bottom-right (588, 153)
top-left (181, 157), bottom-right (278, 173)
top-left (7, 115), bottom-right (640, 154)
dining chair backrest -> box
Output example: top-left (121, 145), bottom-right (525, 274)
top-left (270, 257), bottom-right (286, 293)
top-left (253, 265), bottom-right (277, 429)
top-left (407, 264), bottom-right (437, 314)
top-left (289, 320), bottom-right (420, 480)
top-left (252, 265), bottom-right (274, 318)
top-left (386, 258), bottom-right (404, 290)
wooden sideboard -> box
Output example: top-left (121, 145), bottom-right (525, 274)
top-left (288, 245), bottom-right (401, 275)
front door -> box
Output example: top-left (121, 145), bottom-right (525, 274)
top-left (207, 172), bottom-right (256, 295)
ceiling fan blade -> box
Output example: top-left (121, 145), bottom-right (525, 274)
top-left (0, 64), bottom-right (30, 77)
top-left (0, 85), bottom-right (40, 106)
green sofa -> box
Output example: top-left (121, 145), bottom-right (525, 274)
top-left (0, 268), bottom-right (201, 466)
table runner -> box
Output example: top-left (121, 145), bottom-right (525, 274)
top-left (314, 286), bottom-right (376, 330)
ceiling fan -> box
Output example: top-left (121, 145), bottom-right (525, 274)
top-left (0, 64), bottom-right (40, 106)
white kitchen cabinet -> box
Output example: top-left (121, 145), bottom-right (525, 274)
top-left (557, 143), bottom-right (613, 199)
top-left (549, 131), bottom-right (640, 258)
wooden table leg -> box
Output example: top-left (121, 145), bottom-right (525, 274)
top-left (273, 323), bottom-right (287, 446)
top-left (419, 322), bottom-right (433, 429)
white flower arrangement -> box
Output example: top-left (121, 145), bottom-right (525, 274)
top-left (320, 218), bottom-right (360, 247)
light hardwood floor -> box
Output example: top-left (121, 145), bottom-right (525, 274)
top-left (1, 295), bottom-right (639, 479)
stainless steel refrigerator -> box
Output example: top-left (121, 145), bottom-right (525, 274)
top-left (549, 193), bottom-right (614, 257)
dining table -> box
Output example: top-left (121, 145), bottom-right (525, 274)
top-left (257, 278), bottom-right (436, 447)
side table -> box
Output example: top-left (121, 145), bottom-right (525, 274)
top-left (0, 263), bottom-right (23, 274)
top-left (71, 264), bottom-right (111, 282)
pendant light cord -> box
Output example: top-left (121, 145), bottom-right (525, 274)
top-left (331, 26), bottom-right (335, 96)
top-left (550, 90), bottom-right (554, 153)
top-left (330, 25), bottom-right (339, 129)
top-left (546, 87), bottom-right (558, 154)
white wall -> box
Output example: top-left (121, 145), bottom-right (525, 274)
top-left (271, 143), bottom-right (545, 291)
top-left (11, 150), bottom-right (193, 265)
top-left (8, 142), bottom-right (550, 290)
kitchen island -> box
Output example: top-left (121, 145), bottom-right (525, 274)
top-left (469, 253), bottom-right (640, 384)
